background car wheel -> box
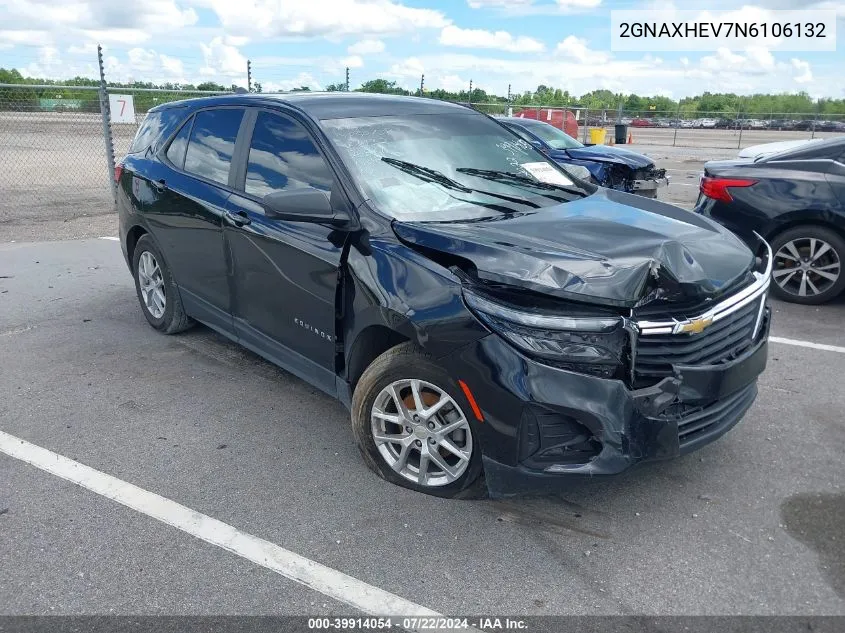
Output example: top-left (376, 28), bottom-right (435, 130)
top-left (351, 342), bottom-right (485, 499)
top-left (132, 234), bottom-right (194, 333)
top-left (769, 226), bottom-right (845, 305)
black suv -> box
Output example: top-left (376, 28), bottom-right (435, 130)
top-left (117, 93), bottom-right (771, 498)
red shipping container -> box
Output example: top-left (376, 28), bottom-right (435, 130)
top-left (512, 108), bottom-right (579, 139)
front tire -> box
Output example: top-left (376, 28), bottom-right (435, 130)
top-left (351, 343), bottom-right (485, 498)
top-left (769, 226), bottom-right (845, 305)
top-left (132, 234), bottom-right (194, 334)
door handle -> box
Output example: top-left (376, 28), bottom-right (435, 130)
top-left (153, 179), bottom-right (167, 193)
top-left (223, 209), bottom-right (252, 227)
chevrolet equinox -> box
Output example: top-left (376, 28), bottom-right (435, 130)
top-left (117, 93), bottom-right (771, 498)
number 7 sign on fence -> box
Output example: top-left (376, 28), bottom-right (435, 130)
top-left (108, 94), bottom-right (136, 124)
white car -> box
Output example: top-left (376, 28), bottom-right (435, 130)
top-left (738, 138), bottom-right (825, 160)
top-left (699, 118), bottom-right (718, 128)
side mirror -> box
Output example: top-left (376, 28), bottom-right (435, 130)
top-left (262, 187), bottom-right (351, 227)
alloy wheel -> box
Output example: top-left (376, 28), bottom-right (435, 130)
top-left (772, 237), bottom-right (841, 298)
top-left (137, 251), bottom-right (166, 319)
top-left (370, 378), bottom-right (473, 487)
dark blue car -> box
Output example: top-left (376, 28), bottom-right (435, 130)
top-left (501, 117), bottom-right (669, 198)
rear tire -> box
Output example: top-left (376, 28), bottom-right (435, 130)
top-left (351, 342), bottom-right (485, 499)
top-left (769, 226), bottom-right (845, 305)
top-left (132, 234), bottom-right (194, 334)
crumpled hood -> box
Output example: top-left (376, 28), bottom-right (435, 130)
top-left (559, 145), bottom-right (654, 169)
top-left (392, 188), bottom-right (755, 308)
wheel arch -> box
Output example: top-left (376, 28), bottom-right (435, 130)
top-left (345, 324), bottom-right (410, 391)
top-left (125, 224), bottom-right (149, 265)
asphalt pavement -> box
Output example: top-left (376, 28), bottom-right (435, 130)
top-left (1, 237), bottom-right (843, 616)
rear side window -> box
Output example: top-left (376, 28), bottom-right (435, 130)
top-left (184, 108), bottom-right (244, 186)
top-left (166, 117), bottom-right (193, 169)
top-left (129, 112), bottom-right (163, 154)
top-left (244, 111), bottom-right (333, 198)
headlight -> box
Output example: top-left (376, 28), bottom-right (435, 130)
top-left (463, 291), bottom-right (628, 379)
top-left (559, 164), bottom-right (592, 181)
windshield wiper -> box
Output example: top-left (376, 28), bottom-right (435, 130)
top-left (381, 157), bottom-right (472, 192)
top-left (455, 167), bottom-right (587, 198)
top-left (381, 158), bottom-right (540, 208)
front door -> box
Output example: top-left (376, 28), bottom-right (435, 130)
top-left (224, 110), bottom-right (347, 393)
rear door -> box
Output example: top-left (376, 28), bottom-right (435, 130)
top-left (148, 107), bottom-right (246, 332)
top-left (223, 109), bottom-right (347, 393)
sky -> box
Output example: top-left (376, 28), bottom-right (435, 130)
top-left (0, 0), bottom-right (843, 99)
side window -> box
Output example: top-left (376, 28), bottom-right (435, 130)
top-left (508, 125), bottom-right (537, 145)
top-left (165, 116), bottom-right (193, 170)
top-left (129, 112), bottom-right (163, 154)
top-left (184, 108), bottom-right (244, 186)
top-left (245, 111), bottom-right (333, 198)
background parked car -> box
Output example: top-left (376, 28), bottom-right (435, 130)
top-left (696, 136), bottom-right (845, 304)
top-left (738, 138), bottom-right (824, 160)
top-left (511, 107), bottom-right (579, 139)
top-left (501, 117), bottom-right (668, 197)
top-left (630, 118), bottom-right (655, 127)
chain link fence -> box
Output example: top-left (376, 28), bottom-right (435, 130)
top-left (469, 103), bottom-right (845, 148)
top-left (2, 80), bottom-right (845, 231)
top-left (0, 83), bottom-right (229, 228)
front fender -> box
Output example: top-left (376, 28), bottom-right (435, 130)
top-left (342, 234), bottom-right (488, 366)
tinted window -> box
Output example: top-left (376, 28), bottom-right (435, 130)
top-left (504, 123), bottom-right (538, 144)
top-left (129, 112), bottom-right (163, 153)
top-left (166, 117), bottom-right (193, 169)
top-left (184, 108), bottom-right (244, 185)
top-left (245, 112), bottom-right (333, 198)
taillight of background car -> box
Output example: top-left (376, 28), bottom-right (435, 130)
top-left (700, 176), bottom-right (756, 203)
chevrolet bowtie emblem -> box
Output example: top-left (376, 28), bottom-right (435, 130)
top-left (676, 316), bottom-right (714, 334)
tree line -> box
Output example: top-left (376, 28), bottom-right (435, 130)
top-left (2, 67), bottom-right (843, 116)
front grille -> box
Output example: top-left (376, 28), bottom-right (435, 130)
top-left (676, 383), bottom-right (758, 452)
top-left (634, 297), bottom-right (764, 387)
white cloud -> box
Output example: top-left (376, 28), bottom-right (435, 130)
top-left (198, 0), bottom-right (448, 39)
top-left (262, 72), bottom-right (322, 92)
top-left (348, 39), bottom-right (385, 55)
top-left (467, 0), bottom-right (534, 7)
top-left (200, 36), bottom-right (248, 82)
top-left (160, 54), bottom-right (185, 76)
top-left (466, 0), bottom-right (600, 13)
top-left (439, 25), bottom-right (545, 53)
top-left (341, 55), bottom-right (364, 69)
top-left (791, 58), bottom-right (813, 83)
top-left (2, 0), bottom-right (198, 47)
top-left (555, 35), bottom-right (609, 63)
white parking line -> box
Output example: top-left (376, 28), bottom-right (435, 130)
top-left (0, 430), bottom-right (443, 622)
top-left (770, 336), bottom-right (845, 354)
top-left (99, 236), bottom-right (119, 241)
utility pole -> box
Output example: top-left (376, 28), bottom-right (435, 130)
top-left (345, 67), bottom-right (350, 92)
top-left (97, 44), bottom-right (116, 201)
top-left (468, 79), bottom-right (473, 104)
top-left (247, 60), bottom-right (252, 92)
top-left (420, 74), bottom-right (424, 96)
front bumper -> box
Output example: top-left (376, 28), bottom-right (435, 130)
top-left (442, 317), bottom-right (769, 498)
top-left (631, 176), bottom-right (669, 192)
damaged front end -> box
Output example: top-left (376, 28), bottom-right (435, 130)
top-left (434, 232), bottom-right (772, 496)
top-left (558, 147), bottom-right (669, 196)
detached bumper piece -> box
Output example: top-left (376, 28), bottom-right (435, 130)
top-left (631, 166), bottom-right (669, 192)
